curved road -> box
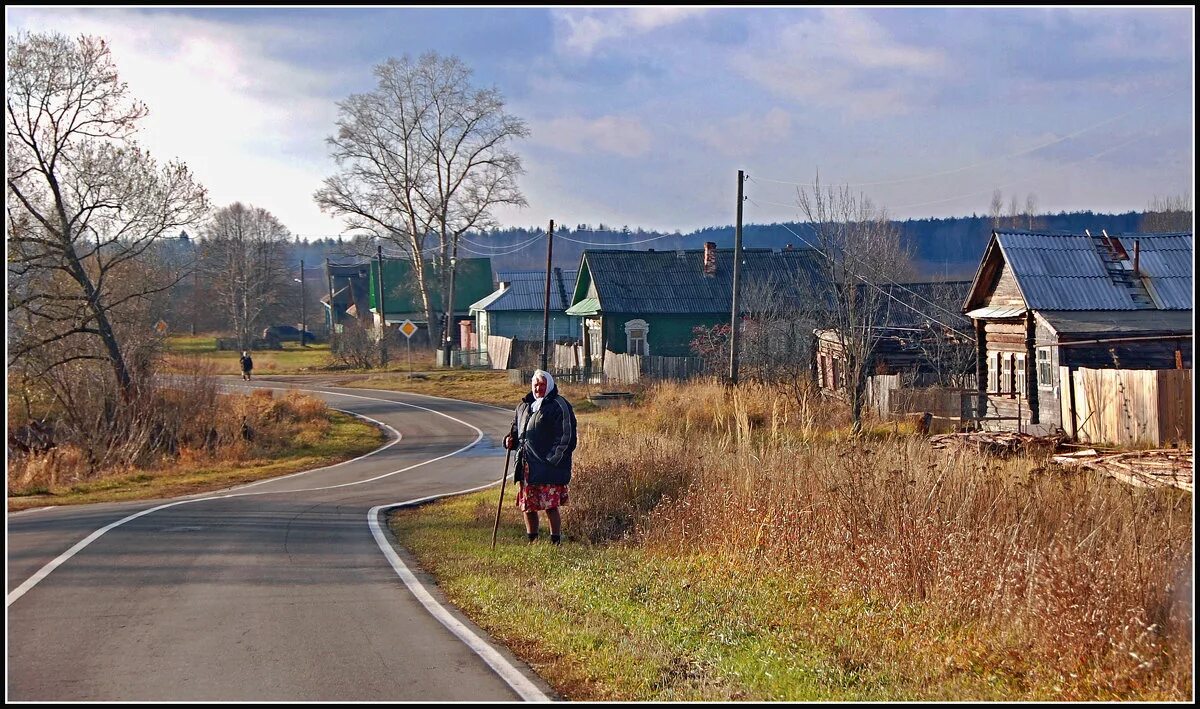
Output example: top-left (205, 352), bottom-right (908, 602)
top-left (6, 379), bottom-right (552, 701)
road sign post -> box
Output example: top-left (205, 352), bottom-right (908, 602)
top-left (399, 319), bottom-right (417, 372)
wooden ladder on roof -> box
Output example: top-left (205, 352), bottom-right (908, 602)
top-left (1091, 231), bottom-right (1156, 309)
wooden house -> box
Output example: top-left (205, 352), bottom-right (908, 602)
top-left (815, 281), bottom-right (974, 391)
top-left (962, 229), bottom-right (1192, 436)
top-left (565, 243), bottom-right (827, 368)
top-left (469, 268), bottom-right (581, 344)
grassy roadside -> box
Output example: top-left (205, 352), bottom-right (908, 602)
top-left (391, 488), bottom-right (1187, 702)
top-left (392, 492), bottom-right (991, 701)
top-left (163, 336), bottom-right (334, 374)
top-left (339, 369), bottom-right (608, 411)
top-left (389, 379), bottom-right (1191, 701)
top-left (7, 411), bottom-right (383, 511)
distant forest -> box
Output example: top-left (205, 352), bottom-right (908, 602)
top-left (285, 209), bottom-right (1181, 279)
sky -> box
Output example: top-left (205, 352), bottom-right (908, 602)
top-left (6, 6), bottom-right (1194, 240)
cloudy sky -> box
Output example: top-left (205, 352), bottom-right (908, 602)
top-left (7, 6), bottom-right (1194, 238)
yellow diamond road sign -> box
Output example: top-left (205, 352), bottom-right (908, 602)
top-left (398, 319), bottom-right (417, 339)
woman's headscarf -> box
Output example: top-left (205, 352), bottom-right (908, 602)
top-left (531, 369), bottom-right (555, 413)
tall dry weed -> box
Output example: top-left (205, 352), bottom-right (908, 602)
top-left (568, 379), bottom-right (1192, 698)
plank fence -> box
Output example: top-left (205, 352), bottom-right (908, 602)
top-left (1064, 367), bottom-right (1192, 447)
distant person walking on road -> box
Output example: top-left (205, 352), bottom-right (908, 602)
top-left (504, 369), bottom-right (576, 545)
top-left (240, 351), bottom-right (254, 381)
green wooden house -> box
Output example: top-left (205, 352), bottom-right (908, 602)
top-left (565, 243), bottom-right (827, 364)
top-left (368, 257), bottom-right (493, 345)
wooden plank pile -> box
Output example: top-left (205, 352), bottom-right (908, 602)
top-left (929, 431), bottom-right (1065, 458)
top-left (1051, 449), bottom-right (1193, 492)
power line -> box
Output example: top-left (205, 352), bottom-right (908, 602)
top-left (555, 230), bottom-right (687, 247)
top-left (745, 197), bottom-right (974, 339)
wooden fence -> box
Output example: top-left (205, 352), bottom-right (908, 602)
top-left (1064, 367), bottom-right (1192, 447)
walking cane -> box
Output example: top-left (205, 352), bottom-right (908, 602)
top-left (490, 447), bottom-right (513, 550)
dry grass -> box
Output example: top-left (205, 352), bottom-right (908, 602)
top-left (9, 385), bottom-right (343, 498)
top-left (561, 378), bottom-right (1192, 700)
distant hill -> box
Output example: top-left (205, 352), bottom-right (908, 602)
top-left (443, 210), bottom-right (1158, 278)
top-left (279, 209), bottom-right (1180, 279)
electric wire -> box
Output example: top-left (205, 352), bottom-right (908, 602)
top-left (745, 196), bottom-right (975, 339)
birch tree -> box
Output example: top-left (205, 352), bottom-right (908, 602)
top-left (200, 203), bottom-right (290, 349)
top-left (6, 32), bottom-right (209, 399)
top-left (315, 52), bottom-right (528, 350)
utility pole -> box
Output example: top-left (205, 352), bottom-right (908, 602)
top-left (443, 240), bottom-right (459, 367)
top-left (377, 245), bottom-right (388, 364)
top-left (299, 259), bottom-right (307, 347)
top-left (541, 219), bottom-right (554, 372)
top-left (729, 169), bottom-right (744, 384)
top-left (325, 257), bottom-right (337, 351)
top-left (191, 266), bottom-right (198, 336)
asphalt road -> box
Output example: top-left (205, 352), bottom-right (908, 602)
top-left (6, 379), bottom-right (552, 701)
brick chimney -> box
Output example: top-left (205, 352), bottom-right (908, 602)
top-left (703, 241), bottom-right (717, 276)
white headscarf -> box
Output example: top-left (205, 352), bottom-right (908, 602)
top-left (530, 369), bottom-right (555, 413)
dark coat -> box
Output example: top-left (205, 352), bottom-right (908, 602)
top-left (240, 355), bottom-right (253, 371)
top-left (510, 388), bottom-right (576, 486)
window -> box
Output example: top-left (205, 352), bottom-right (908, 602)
top-left (624, 319), bottom-right (649, 356)
top-left (1015, 353), bottom-right (1026, 397)
top-left (1000, 354), bottom-right (1012, 395)
top-left (1037, 348), bottom-right (1053, 388)
top-left (988, 351), bottom-right (999, 392)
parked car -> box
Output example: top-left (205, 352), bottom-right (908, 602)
top-left (262, 325), bottom-right (316, 344)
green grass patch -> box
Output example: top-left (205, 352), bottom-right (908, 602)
top-left (391, 493), bottom-right (947, 701)
top-left (7, 411), bottom-right (382, 511)
top-left (164, 336), bottom-right (333, 374)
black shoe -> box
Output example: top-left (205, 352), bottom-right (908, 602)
top-left (527, 532), bottom-right (539, 543)
top-left (550, 534), bottom-right (561, 545)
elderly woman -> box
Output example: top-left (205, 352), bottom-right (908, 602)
top-left (503, 370), bottom-right (577, 544)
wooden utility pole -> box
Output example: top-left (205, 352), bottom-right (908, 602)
top-left (729, 170), bottom-right (744, 384)
top-left (444, 240), bottom-right (459, 367)
top-left (326, 257), bottom-right (337, 350)
top-left (377, 245), bottom-right (388, 364)
top-left (541, 220), bottom-right (554, 372)
top-left (299, 259), bottom-right (307, 347)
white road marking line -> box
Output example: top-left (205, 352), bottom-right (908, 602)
top-left (8, 384), bottom-right (544, 702)
top-left (370, 490), bottom-right (551, 703)
top-left (10, 506), bottom-right (58, 516)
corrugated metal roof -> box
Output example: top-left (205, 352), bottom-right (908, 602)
top-left (994, 230), bottom-right (1192, 311)
top-left (470, 269), bottom-right (577, 312)
top-left (1038, 310), bottom-right (1193, 337)
top-left (579, 248), bottom-right (829, 315)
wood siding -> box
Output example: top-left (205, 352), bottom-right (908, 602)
top-left (980, 262), bottom-right (1026, 309)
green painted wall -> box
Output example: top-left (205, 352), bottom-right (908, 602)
top-left (368, 257), bottom-right (493, 319)
top-left (603, 312), bottom-right (725, 357)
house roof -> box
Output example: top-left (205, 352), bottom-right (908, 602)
top-left (864, 281), bottom-right (972, 329)
top-left (965, 229), bottom-right (1193, 313)
top-left (470, 269), bottom-right (578, 313)
top-left (571, 248), bottom-right (829, 315)
top-left (1037, 310), bottom-right (1193, 338)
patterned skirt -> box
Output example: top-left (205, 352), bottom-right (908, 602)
top-left (516, 482), bottom-right (569, 512)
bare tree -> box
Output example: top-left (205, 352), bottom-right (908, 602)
top-left (1024, 193), bottom-right (1040, 230)
top-left (6, 32), bottom-right (209, 399)
top-left (989, 189), bottom-right (1004, 229)
top-left (315, 52), bottom-right (529, 353)
top-left (199, 203), bottom-right (290, 350)
top-left (796, 178), bottom-right (912, 432)
top-left (912, 281), bottom-right (976, 388)
top-left (1141, 194), bottom-right (1193, 232)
